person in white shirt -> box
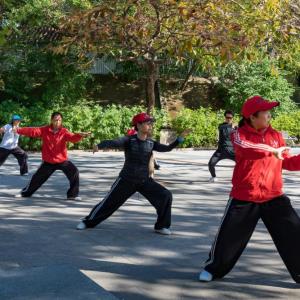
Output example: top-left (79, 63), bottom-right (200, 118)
top-left (0, 114), bottom-right (28, 175)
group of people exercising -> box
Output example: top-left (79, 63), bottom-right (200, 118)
top-left (1, 95), bottom-right (300, 283)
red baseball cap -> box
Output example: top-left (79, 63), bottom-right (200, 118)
top-left (241, 95), bottom-right (280, 118)
top-left (132, 113), bottom-right (155, 126)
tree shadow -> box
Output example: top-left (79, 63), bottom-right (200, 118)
top-left (1, 151), bottom-right (300, 299)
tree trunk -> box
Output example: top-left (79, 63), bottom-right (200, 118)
top-left (154, 79), bottom-right (161, 109)
top-left (145, 61), bottom-right (158, 114)
top-left (180, 59), bottom-right (197, 91)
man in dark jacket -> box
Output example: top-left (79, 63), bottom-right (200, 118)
top-left (208, 110), bottom-right (236, 182)
top-left (77, 112), bottom-right (190, 235)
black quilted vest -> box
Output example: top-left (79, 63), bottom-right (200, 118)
top-left (119, 136), bottom-right (154, 183)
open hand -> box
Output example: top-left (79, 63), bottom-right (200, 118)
top-left (79, 132), bottom-right (91, 138)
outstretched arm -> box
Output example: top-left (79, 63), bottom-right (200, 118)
top-left (283, 154), bottom-right (300, 171)
top-left (232, 130), bottom-right (288, 160)
top-left (153, 138), bottom-right (182, 152)
top-left (64, 130), bottom-right (90, 143)
top-left (93, 136), bottom-right (129, 153)
top-left (153, 129), bottom-right (191, 152)
top-left (279, 134), bottom-right (300, 171)
top-left (16, 127), bottom-right (43, 138)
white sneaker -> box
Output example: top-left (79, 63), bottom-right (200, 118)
top-left (21, 173), bottom-right (29, 176)
top-left (155, 228), bottom-right (172, 235)
top-left (199, 270), bottom-right (213, 282)
top-left (67, 196), bottom-right (82, 200)
top-left (76, 221), bottom-right (87, 230)
top-left (15, 194), bottom-right (24, 198)
top-left (208, 177), bottom-right (218, 183)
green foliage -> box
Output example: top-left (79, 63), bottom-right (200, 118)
top-left (215, 59), bottom-right (296, 114)
top-left (1, 49), bottom-right (91, 108)
top-left (272, 112), bottom-right (300, 141)
top-left (0, 100), bottom-right (168, 150)
top-left (0, 99), bottom-right (52, 150)
top-left (171, 108), bottom-right (223, 147)
top-left (60, 102), bottom-right (167, 149)
top-left (171, 107), bottom-right (300, 148)
top-left (0, 0), bottom-right (93, 109)
top-left (2, 100), bottom-right (300, 149)
top-left (6, 0), bottom-right (92, 29)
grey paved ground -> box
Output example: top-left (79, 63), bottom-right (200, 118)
top-left (1, 149), bottom-right (300, 300)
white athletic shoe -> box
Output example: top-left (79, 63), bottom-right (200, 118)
top-left (15, 194), bottom-right (24, 198)
top-left (199, 270), bottom-right (213, 282)
top-left (21, 173), bottom-right (29, 176)
top-left (67, 196), bottom-right (82, 201)
top-left (155, 228), bottom-right (172, 235)
top-left (208, 177), bottom-right (218, 183)
top-left (76, 221), bottom-right (87, 230)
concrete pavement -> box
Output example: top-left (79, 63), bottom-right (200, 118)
top-left (1, 149), bottom-right (300, 299)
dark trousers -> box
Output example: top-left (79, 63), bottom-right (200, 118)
top-left (0, 146), bottom-right (28, 175)
top-left (21, 160), bottom-right (79, 198)
top-left (204, 195), bottom-right (300, 283)
top-left (208, 149), bottom-right (235, 177)
top-left (83, 177), bottom-right (172, 230)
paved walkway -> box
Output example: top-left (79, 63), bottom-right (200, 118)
top-left (1, 150), bottom-right (300, 299)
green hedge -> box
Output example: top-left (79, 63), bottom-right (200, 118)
top-left (1, 100), bottom-right (299, 150)
top-left (214, 59), bottom-right (296, 114)
top-left (0, 100), bottom-right (167, 150)
top-left (170, 108), bottom-right (223, 147)
top-left (271, 111), bottom-right (300, 140)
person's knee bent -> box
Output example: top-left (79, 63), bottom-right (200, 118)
top-left (163, 189), bottom-right (172, 205)
top-left (72, 166), bottom-right (79, 179)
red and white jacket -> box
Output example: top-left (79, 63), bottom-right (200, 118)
top-left (230, 123), bottom-right (300, 203)
top-left (17, 125), bottom-right (83, 164)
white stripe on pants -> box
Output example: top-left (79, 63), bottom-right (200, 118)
top-left (90, 177), bottom-right (122, 220)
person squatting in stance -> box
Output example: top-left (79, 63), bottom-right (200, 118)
top-left (0, 114), bottom-right (29, 176)
top-left (199, 95), bottom-right (300, 283)
top-left (77, 112), bottom-right (190, 235)
top-left (208, 110), bottom-right (236, 182)
top-left (14, 112), bottom-right (90, 200)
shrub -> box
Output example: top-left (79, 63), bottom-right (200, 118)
top-left (215, 59), bottom-right (296, 114)
top-left (272, 112), bottom-right (300, 140)
top-left (0, 100), bottom-right (168, 150)
top-left (171, 108), bottom-right (223, 147)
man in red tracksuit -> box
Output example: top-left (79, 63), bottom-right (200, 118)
top-left (15, 112), bottom-right (89, 200)
top-left (199, 95), bottom-right (300, 283)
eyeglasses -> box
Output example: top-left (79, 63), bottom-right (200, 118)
top-left (225, 116), bottom-right (233, 119)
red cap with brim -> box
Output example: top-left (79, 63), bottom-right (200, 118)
top-left (241, 96), bottom-right (280, 118)
top-left (132, 113), bottom-right (155, 126)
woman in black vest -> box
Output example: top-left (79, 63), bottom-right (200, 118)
top-left (77, 112), bottom-right (190, 235)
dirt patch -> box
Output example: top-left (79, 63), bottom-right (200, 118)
top-left (88, 75), bottom-right (222, 117)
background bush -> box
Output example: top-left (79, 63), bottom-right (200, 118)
top-left (215, 59), bottom-right (296, 114)
top-left (0, 100), bottom-right (168, 150)
top-left (171, 108), bottom-right (225, 148)
top-left (1, 101), bottom-right (300, 150)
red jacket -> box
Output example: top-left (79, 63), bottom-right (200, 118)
top-left (230, 123), bottom-right (300, 203)
top-left (17, 125), bottom-right (83, 164)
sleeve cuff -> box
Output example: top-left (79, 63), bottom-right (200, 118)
top-left (177, 137), bottom-right (184, 143)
